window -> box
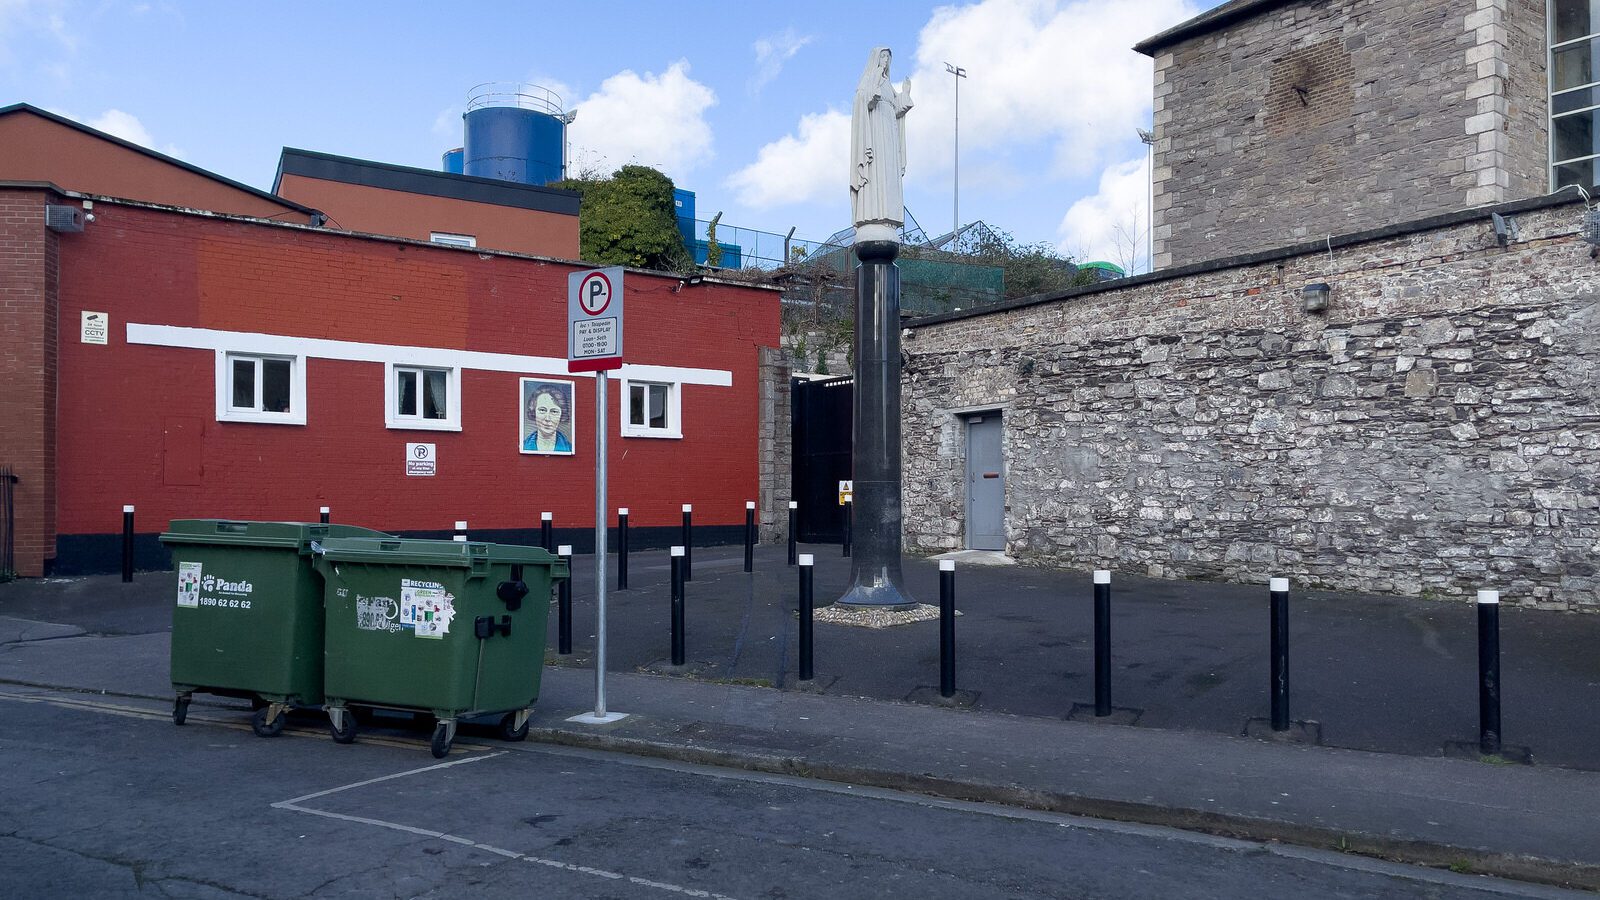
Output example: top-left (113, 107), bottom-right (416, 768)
top-left (215, 351), bottom-right (305, 424)
top-left (621, 379), bottom-right (680, 438)
top-left (385, 364), bottom-right (461, 431)
top-left (429, 232), bottom-right (477, 248)
top-left (1551, 1), bottom-right (1600, 189)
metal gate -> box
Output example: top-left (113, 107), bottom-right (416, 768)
top-left (1, 467), bottom-right (17, 580)
top-left (791, 375), bottom-right (853, 543)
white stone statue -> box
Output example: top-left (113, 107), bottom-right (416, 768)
top-left (851, 46), bottom-right (913, 244)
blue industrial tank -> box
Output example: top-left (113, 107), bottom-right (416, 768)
top-left (463, 84), bottom-right (568, 186)
top-left (673, 188), bottom-right (696, 242)
top-left (441, 147), bottom-right (464, 175)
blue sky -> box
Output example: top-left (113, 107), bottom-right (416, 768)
top-left (2, 0), bottom-right (1219, 270)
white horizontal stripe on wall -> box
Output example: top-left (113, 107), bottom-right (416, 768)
top-left (126, 324), bottom-right (734, 387)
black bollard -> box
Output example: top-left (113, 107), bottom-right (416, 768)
top-left (1094, 570), bottom-right (1112, 717)
top-left (842, 496), bottom-right (853, 557)
top-left (1270, 577), bottom-right (1290, 732)
top-left (670, 546), bottom-right (686, 666)
top-left (1478, 590), bottom-right (1502, 756)
top-left (557, 545), bottom-right (573, 655)
top-left (798, 554), bottom-right (815, 681)
top-left (681, 504), bottom-right (693, 582)
top-left (540, 512), bottom-right (553, 552)
top-left (939, 560), bottom-right (956, 697)
top-left (787, 501), bottom-right (798, 566)
top-left (744, 501), bottom-right (755, 573)
top-left (454, 520), bottom-right (467, 543)
top-left (121, 504), bottom-right (134, 582)
top-left (617, 507), bottom-right (629, 590)
top-left (319, 506), bottom-right (330, 525)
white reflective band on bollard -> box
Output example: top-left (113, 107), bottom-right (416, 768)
top-left (1270, 577), bottom-right (1289, 592)
top-left (799, 554), bottom-right (814, 566)
top-left (1094, 570), bottom-right (1111, 584)
top-left (558, 544), bottom-right (572, 556)
top-left (454, 521), bottom-right (467, 530)
top-left (789, 501), bottom-right (798, 509)
top-left (682, 504), bottom-right (693, 513)
top-left (940, 560), bottom-right (955, 572)
top-left (618, 507), bottom-right (629, 516)
top-left (541, 512), bottom-right (552, 521)
top-left (671, 546), bottom-right (685, 557)
top-left (319, 506), bottom-right (330, 514)
top-left (123, 505), bottom-right (135, 513)
top-left (1478, 590), bottom-right (1500, 604)
top-left (746, 500), bottom-right (756, 509)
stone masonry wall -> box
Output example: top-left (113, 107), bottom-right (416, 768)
top-left (903, 201), bottom-right (1600, 610)
top-left (757, 346), bottom-right (793, 543)
top-left (1152, 0), bottom-right (1548, 270)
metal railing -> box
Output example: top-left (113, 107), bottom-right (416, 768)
top-left (1, 467), bottom-right (16, 580)
top-left (465, 82), bottom-right (568, 117)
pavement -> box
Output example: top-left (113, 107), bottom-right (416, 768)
top-left (3, 542), bottom-right (1599, 891)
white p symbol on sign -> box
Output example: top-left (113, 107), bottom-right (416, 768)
top-left (579, 273), bottom-right (612, 315)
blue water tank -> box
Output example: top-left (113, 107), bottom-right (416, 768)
top-left (464, 106), bottom-right (565, 185)
top-left (673, 188), bottom-right (696, 241)
top-left (442, 147), bottom-right (464, 175)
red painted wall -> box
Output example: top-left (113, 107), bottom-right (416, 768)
top-left (52, 200), bottom-right (780, 544)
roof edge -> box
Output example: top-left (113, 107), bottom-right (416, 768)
top-left (1134, 0), bottom-right (1295, 56)
top-left (275, 147), bottom-right (580, 215)
top-left (0, 103), bottom-right (320, 218)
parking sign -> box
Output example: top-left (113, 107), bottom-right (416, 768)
top-left (568, 267), bottom-right (624, 372)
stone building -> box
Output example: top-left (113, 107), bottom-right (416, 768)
top-left (1138, 0), bottom-right (1561, 270)
top-left (902, 196), bottom-right (1600, 609)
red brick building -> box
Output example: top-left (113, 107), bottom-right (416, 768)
top-left (0, 110), bottom-right (779, 576)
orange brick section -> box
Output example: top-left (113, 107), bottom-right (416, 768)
top-left (0, 187), bottom-right (60, 576)
top-left (51, 201), bottom-right (781, 547)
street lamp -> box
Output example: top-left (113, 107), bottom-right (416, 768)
top-left (945, 62), bottom-right (967, 246)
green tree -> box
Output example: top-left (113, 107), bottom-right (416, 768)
top-left (950, 226), bottom-right (1095, 299)
top-left (550, 165), bottom-right (691, 271)
top-left (704, 212), bottom-right (723, 268)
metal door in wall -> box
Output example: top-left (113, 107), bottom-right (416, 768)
top-left (965, 414), bottom-right (1005, 551)
top-left (791, 375), bottom-right (853, 543)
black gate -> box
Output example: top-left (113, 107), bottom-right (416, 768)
top-left (791, 375), bottom-right (853, 543)
top-left (1, 467), bottom-right (17, 580)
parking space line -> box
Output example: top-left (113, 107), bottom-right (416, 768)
top-left (272, 753), bottom-right (743, 900)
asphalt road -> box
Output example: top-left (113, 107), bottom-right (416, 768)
top-left (0, 686), bottom-right (1582, 899)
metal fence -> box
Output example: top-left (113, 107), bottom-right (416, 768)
top-left (1, 467), bottom-right (16, 580)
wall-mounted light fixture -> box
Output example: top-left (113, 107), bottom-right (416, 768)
top-left (1301, 282), bottom-right (1330, 314)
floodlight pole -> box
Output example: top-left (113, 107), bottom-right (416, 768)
top-left (945, 63), bottom-right (967, 244)
top-left (1139, 126), bottom-right (1155, 274)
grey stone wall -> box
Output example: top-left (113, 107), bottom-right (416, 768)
top-left (903, 201), bottom-right (1600, 610)
top-left (1151, 0), bottom-right (1549, 270)
top-left (757, 346), bottom-right (793, 543)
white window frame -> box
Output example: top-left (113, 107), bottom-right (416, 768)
top-left (620, 377), bottom-right (682, 439)
top-left (384, 362), bottom-right (461, 431)
top-left (429, 232), bottom-right (477, 248)
top-left (215, 350), bottom-right (306, 425)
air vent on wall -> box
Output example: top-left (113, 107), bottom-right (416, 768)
top-left (45, 205), bottom-right (85, 233)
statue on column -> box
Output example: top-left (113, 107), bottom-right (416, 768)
top-left (851, 46), bottom-right (913, 245)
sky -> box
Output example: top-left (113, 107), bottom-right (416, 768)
top-left (0, 0), bottom-right (1221, 272)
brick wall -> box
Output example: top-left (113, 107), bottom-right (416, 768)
top-left (35, 199), bottom-right (780, 572)
top-left (1151, 0), bottom-right (1548, 269)
top-left (0, 188), bottom-right (60, 576)
top-left (904, 199), bottom-right (1600, 610)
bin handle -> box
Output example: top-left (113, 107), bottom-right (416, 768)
top-left (379, 540), bottom-right (403, 551)
top-left (215, 521), bottom-right (249, 534)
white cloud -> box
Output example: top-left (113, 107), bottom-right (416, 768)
top-left (432, 105), bottom-right (460, 143)
top-left (567, 60), bottom-right (715, 179)
top-left (750, 27), bottom-right (811, 94)
top-left (81, 108), bottom-right (183, 158)
top-left (1056, 153), bottom-right (1150, 272)
top-left (729, 0), bottom-right (1197, 212)
top-left (0, 0), bottom-right (75, 65)
top-left (727, 110), bottom-right (849, 209)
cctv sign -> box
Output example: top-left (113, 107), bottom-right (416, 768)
top-left (568, 267), bottom-right (625, 373)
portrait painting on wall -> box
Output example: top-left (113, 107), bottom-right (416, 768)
top-left (520, 378), bottom-right (576, 455)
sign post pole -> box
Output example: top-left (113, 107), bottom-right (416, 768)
top-left (565, 266), bottom-right (627, 725)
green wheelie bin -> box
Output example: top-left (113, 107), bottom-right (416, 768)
top-left (160, 520), bottom-right (391, 736)
top-left (313, 537), bottom-right (565, 757)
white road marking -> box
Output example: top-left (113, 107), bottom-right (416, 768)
top-left (270, 752), bottom-right (744, 900)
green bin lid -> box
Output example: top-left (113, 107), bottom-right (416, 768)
top-left (315, 537), bottom-right (560, 568)
top-left (159, 519), bottom-right (329, 550)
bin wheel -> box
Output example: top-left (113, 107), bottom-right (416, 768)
top-left (430, 722), bottom-right (453, 759)
top-left (499, 711), bottom-right (530, 742)
top-left (330, 712), bottom-right (358, 745)
top-left (251, 706), bottom-right (286, 738)
top-left (173, 696), bottom-right (190, 726)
